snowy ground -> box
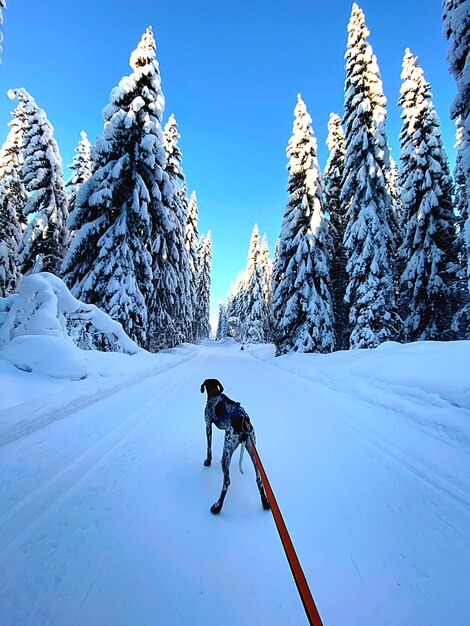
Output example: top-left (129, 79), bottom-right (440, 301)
top-left (1, 338), bottom-right (469, 625)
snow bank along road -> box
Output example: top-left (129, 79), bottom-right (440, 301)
top-left (0, 341), bottom-right (469, 625)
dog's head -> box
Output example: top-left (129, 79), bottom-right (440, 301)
top-left (200, 378), bottom-right (224, 397)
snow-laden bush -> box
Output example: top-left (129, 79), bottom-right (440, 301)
top-left (0, 272), bottom-right (141, 360)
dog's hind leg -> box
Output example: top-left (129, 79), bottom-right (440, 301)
top-left (210, 433), bottom-right (238, 514)
top-left (245, 435), bottom-right (271, 510)
top-left (204, 418), bottom-right (212, 467)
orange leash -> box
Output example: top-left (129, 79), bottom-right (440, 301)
top-left (249, 436), bottom-right (324, 626)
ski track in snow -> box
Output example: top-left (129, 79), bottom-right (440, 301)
top-left (0, 357), bottom-right (201, 556)
top-left (0, 347), bottom-right (200, 448)
top-left (0, 341), bottom-right (469, 626)
top-left (258, 350), bottom-right (470, 512)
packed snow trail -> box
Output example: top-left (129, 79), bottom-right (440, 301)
top-left (0, 341), bottom-right (469, 625)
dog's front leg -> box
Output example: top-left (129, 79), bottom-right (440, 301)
top-left (204, 418), bottom-right (212, 467)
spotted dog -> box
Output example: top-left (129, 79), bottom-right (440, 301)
top-left (201, 378), bottom-right (271, 514)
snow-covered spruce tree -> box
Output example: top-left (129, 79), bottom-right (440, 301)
top-left (387, 155), bottom-right (403, 233)
top-left (0, 185), bottom-right (21, 298)
top-left (341, 4), bottom-right (399, 349)
top-left (272, 238), bottom-right (280, 271)
top-left (398, 48), bottom-right (460, 340)
top-left (271, 238), bottom-right (280, 304)
top-left (381, 151), bottom-right (404, 323)
top-left (63, 27), bottom-right (169, 349)
top-left (216, 300), bottom-right (229, 341)
top-left (453, 119), bottom-right (470, 337)
top-left (8, 88), bottom-right (69, 277)
top-left (226, 270), bottom-right (246, 341)
top-left (324, 112), bottom-right (347, 349)
top-left (272, 94), bottom-right (335, 355)
top-left (163, 114), bottom-right (184, 182)
top-left (185, 190), bottom-right (200, 342)
top-left (66, 131), bottom-right (93, 231)
top-left (260, 233), bottom-right (273, 341)
top-left (443, 0), bottom-right (470, 299)
top-left (0, 102), bottom-right (28, 297)
top-left (455, 119), bottom-right (469, 251)
top-left (455, 122), bottom-right (470, 287)
top-left (386, 153), bottom-right (404, 289)
top-left (195, 232), bottom-right (212, 340)
top-left (241, 224), bottom-right (266, 344)
top-left (162, 113), bottom-right (192, 343)
top-left (272, 96), bottom-right (309, 352)
top-left (223, 291), bottom-right (233, 336)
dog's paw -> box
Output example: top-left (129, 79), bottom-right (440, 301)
top-left (210, 502), bottom-right (222, 514)
top-left (204, 458), bottom-right (211, 467)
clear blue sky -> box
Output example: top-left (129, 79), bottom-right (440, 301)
top-left (0, 0), bottom-right (457, 327)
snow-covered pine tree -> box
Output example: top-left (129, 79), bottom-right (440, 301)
top-left (163, 114), bottom-right (183, 179)
top-left (455, 119), bottom-right (469, 251)
top-left (325, 113), bottom-right (345, 231)
top-left (455, 120), bottom-right (470, 286)
top-left (0, 183), bottom-right (21, 298)
top-left (272, 96), bottom-right (309, 352)
top-left (241, 224), bottom-right (265, 344)
top-left (195, 232), bottom-right (212, 340)
top-left (443, 0), bottom-right (470, 330)
top-left (272, 94), bottom-right (335, 355)
top-left (324, 112), bottom-right (347, 349)
top-left (271, 238), bottom-right (280, 304)
top-left (453, 118), bottom-right (470, 337)
top-left (259, 233), bottom-right (273, 341)
top-left (223, 291), bottom-right (233, 337)
top-left (259, 234), bottom-right (272, 301)
top-left (66, 131), bottom-right (93, 233)
top-left (0, 101), bottom-right (28, 296)
top-left (63, 27), bottom-right (167, 349)
top-left (8, 88), bottom-right (69, 277)
top-left (179, 181), bottom-right (190, 232)
top-left (385, 152), bottom-right (404, 315)
top-left (162, 113), bottom-right (192, 344)
top-left (387, 155), bottom-right (402, 232)
top-left (341, 4), bottom-right (399, 349)
top-left (185, 190), bottom-right (200, 343)
top-left (398, 48), bottom-right (460, 340)
top-left (216, 300), bottom-right (229, 341)
top-left (443, 0), bottom-right (470, 300)
top-left (272, 238), bottom-right (280, 271)
top-left (226, 270), bottom-right (246, 341)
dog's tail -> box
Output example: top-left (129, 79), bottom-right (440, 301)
top-left (239, 441), bottom-right (245, 475)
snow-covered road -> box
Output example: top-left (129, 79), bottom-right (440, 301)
top-left (1, 341), bottom-right (469, 625)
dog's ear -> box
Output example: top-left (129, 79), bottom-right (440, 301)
top-left (200, 381), bottom-right (206, 394)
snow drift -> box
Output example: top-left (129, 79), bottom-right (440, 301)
top-left (0, 272), bottom-right (142, 380)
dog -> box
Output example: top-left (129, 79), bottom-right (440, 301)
top-left (201, 378), bottom-right (271, 514)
